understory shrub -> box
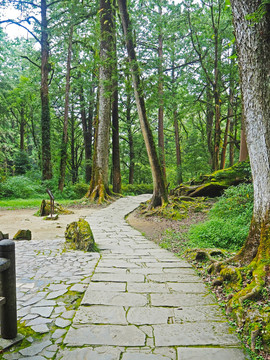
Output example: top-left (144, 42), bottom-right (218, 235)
top-left (188, 183), bottom-right (254, 250)
top-left (0, 176), bottom-right (44, 199)
top-left (121, 183), bottom-right (153, 195)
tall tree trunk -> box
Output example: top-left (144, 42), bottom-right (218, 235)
top-left (41, 0), bottom-right (52, 180)
top-left (20, 107), bottom-right (25, 151)
top-left (212, 3), bottom-right (222, 171)
top-left (229, 118), bottom-right (235, 167)
top-left (230, 0), bottom-right (270, 265)
top-left (220, 85), bottom-right (234, 169)
top-left (125, 72), bottom-right (134, 184)
top-left (239, 128), bottom-right (248, 162)
top-left (112, 0), bottom-right (121, 193)
top-left (70, 105), bottom-right (76, 184)
top-left (170, 45), bottom-right (182, 184)
top-left (206, 83), bottom-right (214, 169)
top-left (173, 110), bottom-right (182, 184)
top-left (87, 0), bottom-right (113, 203)
top-left (158, 4), bottom-right (166, 181)
top-left (79, 75), bottom-right (94, 183)
top-left (118, 0), bottom-right (168, 208)
top-left (58, 25), bottom-right (73, 191)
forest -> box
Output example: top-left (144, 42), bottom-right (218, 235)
top-left (0, 0), bottom-right (242, 200)
top-left (1, 0), bottom-right (270, 358)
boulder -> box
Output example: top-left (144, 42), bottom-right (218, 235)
top-left (13, 230), bottom-right (31, 241)
top-left (65, 218), bottom-right (96, 252)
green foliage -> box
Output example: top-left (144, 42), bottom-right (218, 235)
top-left (14, 151), bottom-right (31, 175)
top-left (72, 183), bottom-right (89, 198)
top-left (121, 183), bottom-right (153, 195)
top-left (0, 176), bottom-right (44, 199)
top-left (188, 183), bottom-right (253, 250)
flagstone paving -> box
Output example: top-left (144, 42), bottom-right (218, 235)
top-left (1, 195), bottom-right (249, 359)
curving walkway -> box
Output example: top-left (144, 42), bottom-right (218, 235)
top-left (58, 195), bottom-right (248, 360)
top-left (1, 195), bottom-right (248, 359)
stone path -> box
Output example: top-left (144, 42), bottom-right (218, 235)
top-left (2, 195), bottom-right (249, 359)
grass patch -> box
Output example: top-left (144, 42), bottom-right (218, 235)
top-left (0, 198), bottom-right (77, 209)
top-left (187, 183), bottom-right (253, 251)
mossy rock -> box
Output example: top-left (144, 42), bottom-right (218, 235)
top-left (13, 229), bottom-right (31, 240)
top-left (38, 200), bottom-right (73, 216)
top-left (65, 218), bottom-right (96, 252)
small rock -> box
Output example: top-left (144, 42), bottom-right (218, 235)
top-left (55, 317), bottom-right (71, 328)
top-left (13, 229), bottom-right (31, 240)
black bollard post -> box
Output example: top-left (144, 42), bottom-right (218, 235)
top-left (0, 240), bottom-right (17, 339)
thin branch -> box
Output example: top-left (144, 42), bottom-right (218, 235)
top-left (0, 20), bottom-right (40, 43)
top-left (8, 1), bottom-right (41, 8)
top-left (21, 56), bottom-right (41, 68)
top-left (48, 67), bottom-right (55, 86)
top-left (47, 0), bottom-right (66, 7)
top-left (164, 59), bottom-right (199, 72)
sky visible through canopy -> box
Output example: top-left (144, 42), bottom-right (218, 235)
top-left (1, 0), bottom-right (185, 39)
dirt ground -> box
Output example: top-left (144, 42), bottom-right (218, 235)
top-left (0, 202), bottom-right (207, 243)
top-left (0, 206), bottom-right (97, 241)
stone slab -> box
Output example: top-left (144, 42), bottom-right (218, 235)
top-left (97, 260), bottom-right (140, 268)
top-left (59, 348), bottom-right (118, 360)
top-left (31, 306), bottom-right (54, 318)
top-left (64, 325), bottom-right (145, 346)
top-left (153, 323), bottom-right (241, 346)
top-left (73, 305), bottom-right (127, 325)
top-left (82, 290), bottom-right (148, 306)
top-left (167, 282), bottom-right (208, 294)
top-left (177, 347), bottom-right (247, 360)
top-left (91, 273), bottom-right (144, 283)
top-left (122, 353), bottom-right (172, 360)
top-left (127, 283), bottom-right (169, 293)
top-left (146, 262), bottom-right (192, 269)
top-left (127, 307), bottom-right (174, 325)
top-left (0, 334), bottom-right (24, 351)
top-left (19, 340), bottom-right (52, 356)
top-left (31, 324), bottom-right (49, 333)
top-left (151, 293), bottom-right (216, 307)
top-left (147, 274), bottom-right (202, 283)
top-left (174, 306), bottom-right (226, 322)
top-left (86, 282), bottom-right (126, 292)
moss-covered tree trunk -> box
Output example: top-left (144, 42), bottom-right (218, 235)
top-left (118, 0), bottom-right (168, 208)
top-left (86, 0), bottom-right (113, 203)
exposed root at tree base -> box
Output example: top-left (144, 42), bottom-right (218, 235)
top-left (190, 249), bottom-right (270, 358)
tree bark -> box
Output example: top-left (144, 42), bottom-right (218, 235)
top-left (220, 83), bottom-right (234, 169)
top-left (239, 128), bottom-right (248, 162)
top-left (58, 24), bottom-right (73, 191)
top-left (206, 82), bottom-right (214, 169)
top-left (118, 0), bottom-right (168, 208)
top-left (87, 0), bottom-right (113, 203)
top-left (112, 0), bottom-right (121, 193)
top-left (19, 107), bottom-right (25, 151)
top-left (41, 0), bottom-right (52, 180)
top-left (211, 2), bottom-right (222, 171)
top-left (158, 4), bottom-right (166, 181)
top-left (230, 0), bottom-right (270, 264)
top-left (173, 110), bottom-right (183, 184)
